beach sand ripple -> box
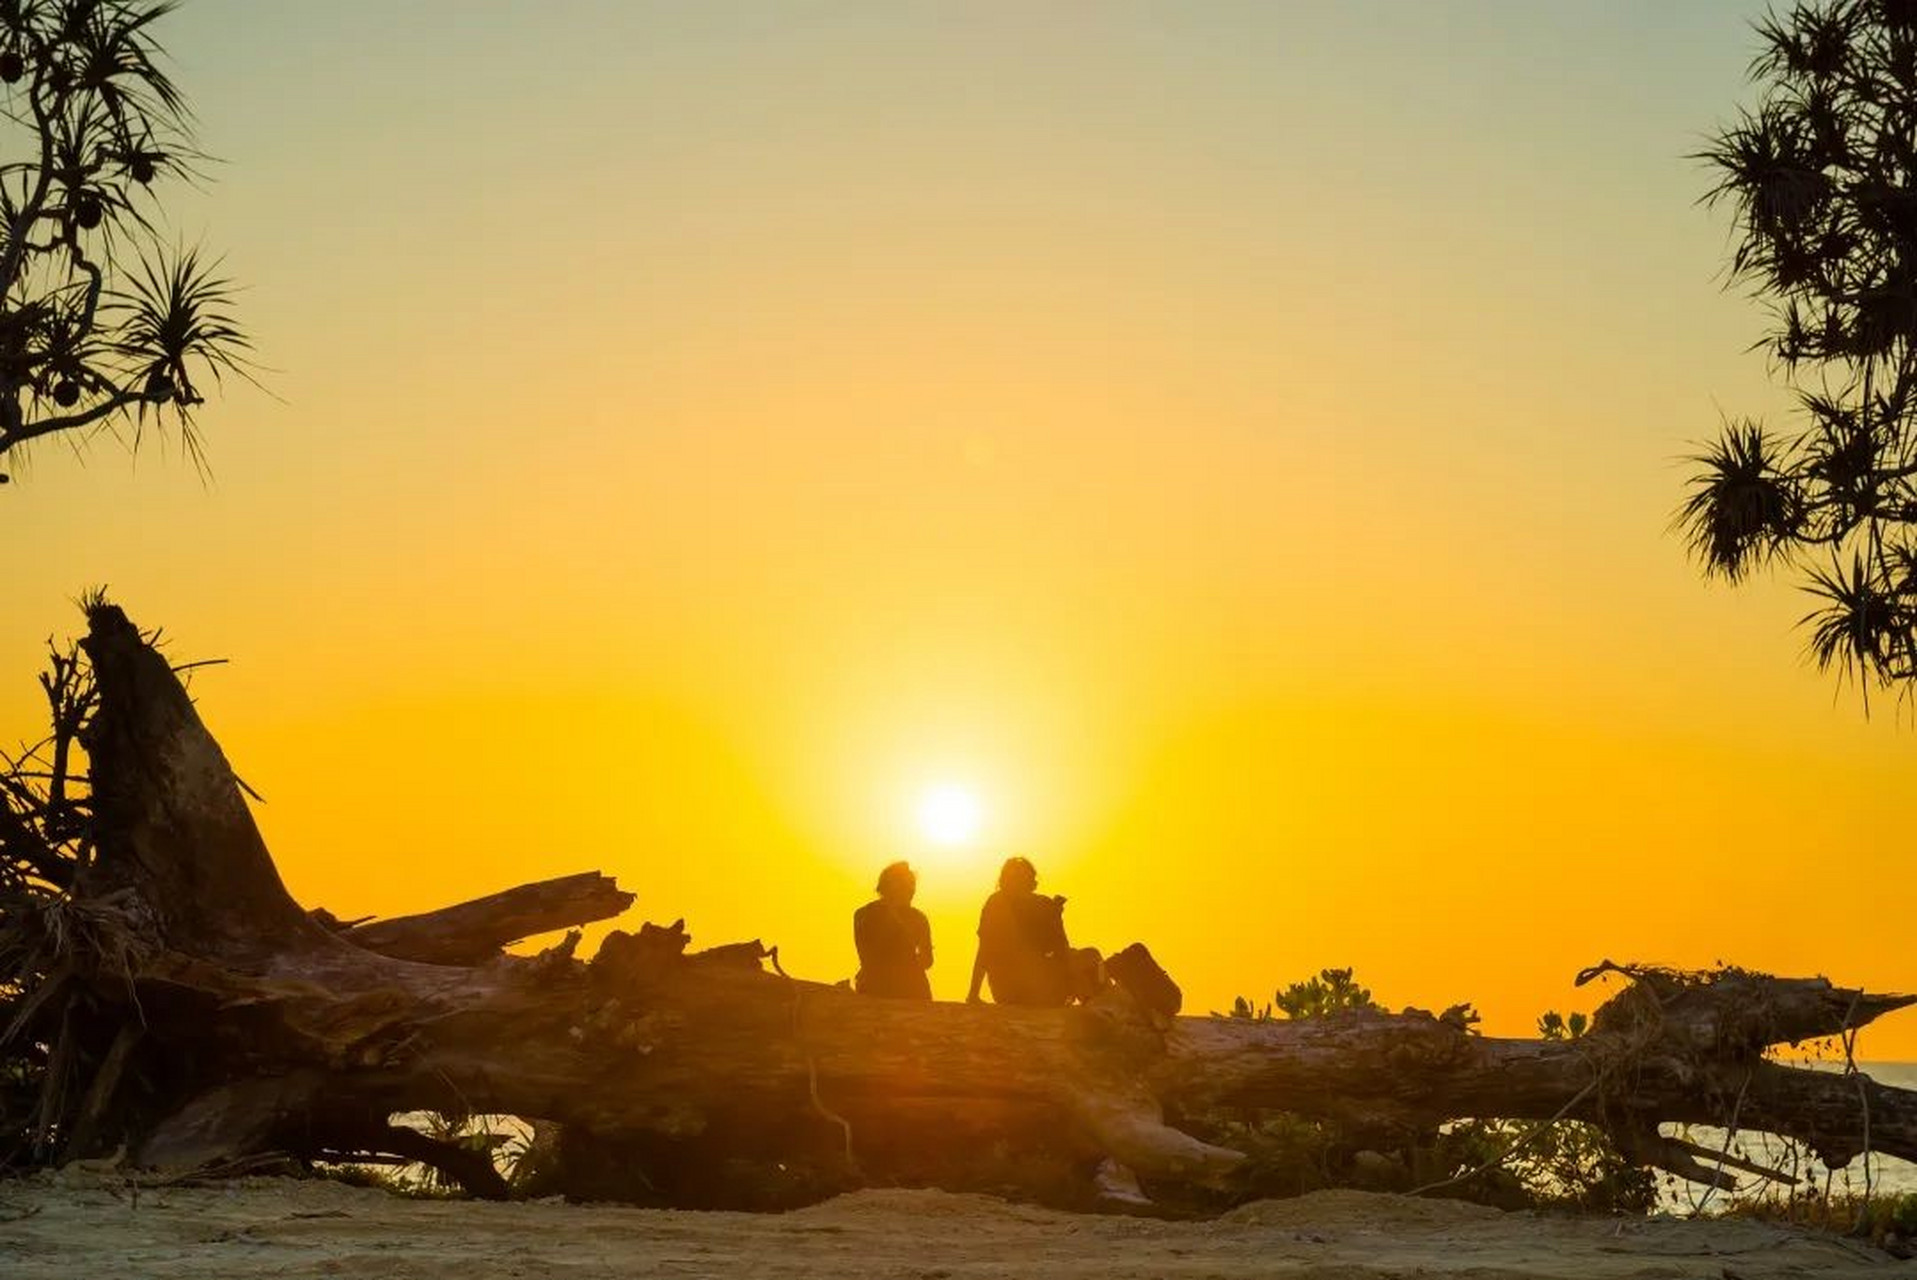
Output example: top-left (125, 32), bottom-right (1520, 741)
top-left (1, 1177), bottom-right (1912, 1279)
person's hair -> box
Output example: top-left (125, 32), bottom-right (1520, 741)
top-left (876, 860), bottom-right (916, 896)
top-left (997, 856), bottom-right (1037, 891)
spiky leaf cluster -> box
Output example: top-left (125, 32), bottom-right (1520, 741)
top-left (0, 0), bottom-right (247, 483)
top-left (1684, 0), bottom-right (1917, 698)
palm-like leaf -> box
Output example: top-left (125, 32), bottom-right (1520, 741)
top-left (1687, 1), bottom-right (1917, 704)
top-left (1801, 552), bottom-right (1912, 697)
top-left (0, 0), bottom-right (245, 477)
top-left (110, 247), bottom-right (248, 405)
top-left (1677, 421), bottom-right (1800, 579)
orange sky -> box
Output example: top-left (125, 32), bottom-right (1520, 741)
top-left (3, 1), bottom-right (1913, 1055)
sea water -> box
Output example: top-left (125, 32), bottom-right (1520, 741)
top-left (1661, 1060), bottom-right (1917, 1212)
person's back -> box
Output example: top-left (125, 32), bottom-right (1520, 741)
top-left (967, 857), bottom-right (1076, 1006)
top-left (853, 862), bottom-right (933, 1000)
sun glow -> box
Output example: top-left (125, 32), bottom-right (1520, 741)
top-left (915, 783), bottom-right (983, 847)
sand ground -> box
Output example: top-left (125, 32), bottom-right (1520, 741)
top-left (3, 1176), bottom-right (1914, 1279)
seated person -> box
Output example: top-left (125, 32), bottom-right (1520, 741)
top-left (966, 856), bottom-right (1101, 1006)
top-left (852, 861), bottom-right (934, 999)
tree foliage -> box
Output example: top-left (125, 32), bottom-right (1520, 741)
top-left (1684, 0), bottom-right (1917, 701)
top-left (0, 0), bottom-right (248, 484)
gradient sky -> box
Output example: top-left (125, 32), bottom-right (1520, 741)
top-left (3, 1), bottom-right (1913, 1053)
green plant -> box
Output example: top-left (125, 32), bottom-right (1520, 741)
top-left (1717, 1188), bottom-right (1917, 1257)
top-left (1220, 966), bottom-right (1378, 1022)
top-left (396, 1111), bottom-right (533, 1196)
top-left (1537, 1010), bottom-right (1588, 1041)
top-left (1275, 966), bottom-right (1377, 1019)
top-left (1419, 1012), bottom-right (1655, 1214)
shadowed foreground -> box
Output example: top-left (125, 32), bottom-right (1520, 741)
top-left (2, 1179), bottom-right (1912, 1280)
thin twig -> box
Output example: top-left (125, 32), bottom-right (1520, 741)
top-left (1406, 1078), bottom-right (1599, 1198)
top-left (779, 961), bottom-right (855, 1172)
top-left (1691, 1067), bottom-right (1752, 1215)
top-left (1839, 988), bottom-right (1874, 1218)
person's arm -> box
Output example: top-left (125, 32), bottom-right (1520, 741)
top-left (968, 896), bottom-right (1004, 1002)
top-left (852, 904), bottom-right (875, 968)
top-left (915, 912), bottom-right (934, 971)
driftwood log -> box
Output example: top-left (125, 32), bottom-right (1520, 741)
top-left (319, 872), bottom-right (636, 966)
top-left (5, 603), bottom-right (1915, 1207)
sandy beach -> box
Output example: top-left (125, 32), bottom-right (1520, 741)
top-left (2, 1177), bottom-right (1912, 1280)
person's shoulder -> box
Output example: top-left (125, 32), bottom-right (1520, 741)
top-left (853, 899), bottom-right (881, 922)
top-left (978, 890), bottom-right (1009, 929)
top-left (1015, 891), bottom-right (1063, 919)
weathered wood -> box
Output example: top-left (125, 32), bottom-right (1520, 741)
top-left (112, 936), bottom-right (1917, 1193)
top-left (23, 601), bottom-right (1917, 1205)
top-left (1578, 959), bottom-right (1917, 1052)
top-left (336, 873), bottom-right (635, 965)
top-left (76, 604), bottom-right (319, 956)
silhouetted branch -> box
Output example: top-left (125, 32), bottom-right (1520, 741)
top-left (336, 873), bottom-right (635, 966)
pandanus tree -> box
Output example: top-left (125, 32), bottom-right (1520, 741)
top-left (0, 0), bottom-right (247, 485)
top-left (1683, 0), bottom-right (1917, 702)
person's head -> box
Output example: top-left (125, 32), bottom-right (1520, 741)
top-left (876, 860), bottom-right (917, 904)
top-left (997, 856), bottom-right (1038, 893)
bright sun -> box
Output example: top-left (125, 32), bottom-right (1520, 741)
top-left (916, 783), bottom-right (983, 847)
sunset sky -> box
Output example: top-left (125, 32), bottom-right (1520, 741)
top-left (3, 1), bottom-right (1913, 1054)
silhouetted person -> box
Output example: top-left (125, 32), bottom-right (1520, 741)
top-left (966, 856), bottom-right (1101, 1006)
top-left (853, 861), bottom-right (934, 999)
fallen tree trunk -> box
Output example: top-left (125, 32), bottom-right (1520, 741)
top-left (321, 872), bottom-right (635, 966)
top-left (8, 602), bottom-right (1914, 1208)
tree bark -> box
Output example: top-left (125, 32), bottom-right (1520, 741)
top-left (323, 872), bottom-right (635, 966)
top-left (21, 603), bottom-right (1917, 1207)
